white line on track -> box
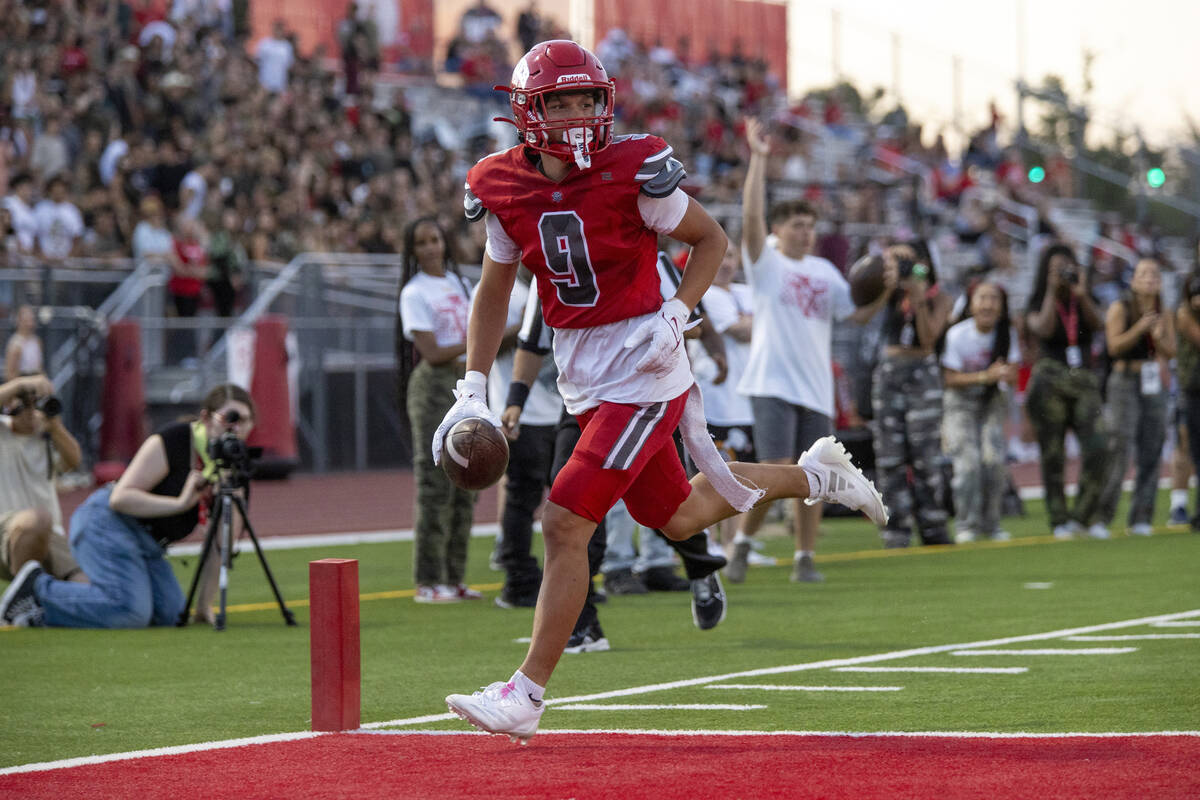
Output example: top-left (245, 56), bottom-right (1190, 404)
top-left (951, 648), bottom-right (1138, 655)
top-left (1066, 634), bottom-right (1200, 641)
top-left (835, 666), bottom-right (1028, 674)
top-left (554, 704), bottom-right (766, 711)
top-left (705, 684), bottom-right (903, 692)
top-left (360, 608), bottom-right (1200, 730)
top-left (351, 728), bottom-right (1200, 738)
top-left (1152, 620), bottom-right (1200, 627)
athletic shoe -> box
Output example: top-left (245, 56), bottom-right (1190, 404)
top-left (706, 534), bottom-right (726, 559)
top-left (746, 543), bottom-right (776, 567)
top-left (799, 436), bottom-right (888, 526)
top-left (563, 621), bottom-right (610, 653)
top-left (724, 539), bottom-right (751, 583)
top-left (455, 584), bottom-right (483, 599)
top-left (954, 528), bottom-right (978, 544)
top-left (691, 572), bottom-right (727, 630)
top-left (414, 584), bottom-right (460, 604)
top-left (1052, 524), bottom-right (1075, 540)
top-left (0, 561), bottom-right (45, 627)
top-left (882, 531), bottom-right (910, 548)
top-left (988, 530), bottom-right (1012, 542)
top-left (446, 680), bottom-right (545, 744)
top-left (640, 565), bottom-right (690, 592)
top-left (488, 550), bottom-right (504, 572)
top-left (790, 554), bottom-right (824, 583)
top-left (1128, 523), bottom-right (1153, 537)
top-left (494, 590), bottom-right (538, 609)
top-left (1168, 506), bottom-right (1189, 525)
top-left (1087, 523), bottom-right (1111, 540)
top-left (603, 568), bottom-right (647, 596)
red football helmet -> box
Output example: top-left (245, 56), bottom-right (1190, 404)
top-left (496, 40), bottom-right (615, 167)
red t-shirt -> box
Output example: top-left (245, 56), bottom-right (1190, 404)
top-left (466, 135), bottom-right (675, 330)
top-left (170, 238), bottom-right (206, 298)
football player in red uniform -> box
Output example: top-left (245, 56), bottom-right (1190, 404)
top-left (439, 39), bottom-right (887, 743)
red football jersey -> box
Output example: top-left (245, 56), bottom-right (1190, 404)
top-left (466, 134), bottom-right (679, 329)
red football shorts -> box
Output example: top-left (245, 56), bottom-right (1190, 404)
top-left (548, 392), bottom-right (691, 529)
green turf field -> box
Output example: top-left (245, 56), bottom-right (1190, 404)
top-left (3, 495), bottom-right (1198, 768)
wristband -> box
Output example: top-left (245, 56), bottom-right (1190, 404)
top-left (505, 381), bottom-right (531, 410)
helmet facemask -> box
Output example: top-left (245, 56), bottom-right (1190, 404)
top-left (518, 87), bottom-right (613, 169)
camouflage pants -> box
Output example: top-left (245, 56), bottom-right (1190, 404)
top-left (1098, 370), bottom-right (1166, 527)
top-left (871, 354), bottom-right (950, 546)
top-left (1024, 359), bottom-right (1109, 528)
top-left (942, 387), bottom-right (1009, 535)
top-left (407, 360), bottom-right (476, 586)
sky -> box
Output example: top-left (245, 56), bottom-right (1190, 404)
top-left (785, 0), bottom-right (1200, 150)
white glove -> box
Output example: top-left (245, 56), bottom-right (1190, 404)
top-left (622, 298), bottom-right (696, 376)
top-left (431, 370), bottom-right (501, 465)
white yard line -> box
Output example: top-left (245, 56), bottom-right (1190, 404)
top-left (1066, 634), bottom-right (1200, 641)
top-left (705, 684), bottom-right (903, 692)
top-left (835, 666), bottom-right (1028, 674)
top-left (1152, 620), bottom-right (1200, 627)
top-left (554, 704), bottom-right (765, 711)
top-left (361, 607), bottom-right (1200, 729)
top-left (952, 648), bottom-right (1137, 655)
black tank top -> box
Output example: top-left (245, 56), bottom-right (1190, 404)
top-left (1113, 293), bottom-right (1155, 361)
top-left (143, 421), bottom-right (200, 544)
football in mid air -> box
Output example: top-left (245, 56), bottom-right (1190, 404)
top-left (848, 254), bottom-right (887, 307)
top-left (441, 417), bottom-right (509, 490)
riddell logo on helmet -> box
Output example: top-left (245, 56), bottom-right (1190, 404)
top-left (556, 74), bottom-right (592, 84)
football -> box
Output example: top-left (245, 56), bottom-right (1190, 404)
top-left (848, 253), bottom-right (887, 307)
top-left (441, 417), bottom-right (509, 490)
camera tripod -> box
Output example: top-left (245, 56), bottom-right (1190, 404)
top-left (177, 476), bottom-right (297, 631)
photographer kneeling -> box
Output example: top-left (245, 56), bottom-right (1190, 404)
top-left (0, 384), bottom-right (255, 628)
top-left (0, 374), bottom-right (88, 591)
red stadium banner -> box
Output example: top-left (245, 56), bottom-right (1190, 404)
top-left (592, 0), bottom-right (788, 89)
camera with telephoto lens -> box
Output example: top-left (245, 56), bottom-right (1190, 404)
top-left (1060, 265), bottom-right (1080, 285)
top-left (13, 390), bottom-right (61, 418)
top-left (206, 409), bottom-right (261, 475)
top-left (897, 257), bottom-right (929, 281)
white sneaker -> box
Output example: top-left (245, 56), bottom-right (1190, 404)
top-left (1128, 523), bottom-right (1153, 537)
top-left (414, 584), bottom-right (461, 604)
top-left (954, 529), bottom-right (978, 544)
top-left (988, 530), bottom-right (1012, 542)
top-left (1052, 524), bottom-right (1075, 540)
top-left (1087, 523), bottom-right (1111, 540)
top-left (799, 436), bottom-right (888, 526)
top-left (446, 680), bottom-right (545, 744)
top-left (746, 547), bottom-right (776, 566)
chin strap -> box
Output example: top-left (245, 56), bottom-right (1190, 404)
top-left (678, 383), bottom-right (764, 512)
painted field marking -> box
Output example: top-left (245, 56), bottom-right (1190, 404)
top-left (705, 684), bottom-right (903, 692)
top-left (1066, 634), bottom-right (1200, 641)
top-left (952, 648), bottom-right (1137, 656)
top-left (354, 728), bottom-right (1200, 739)
top-left (360, 607), bottom-right (1200, 730)
top-left (1024, 582), bottom-right (1054, 589)
top-left (554, 704), bottom-right (765, 711)
top-left (835, 666), bottom-right (1028, 674)
top-left (1152, 620), bottom-right (1200, 627)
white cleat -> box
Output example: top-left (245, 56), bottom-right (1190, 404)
top-left (446, 680), bottom-right (545, 744)
top-left (799, 436), bottom-right (888, 526)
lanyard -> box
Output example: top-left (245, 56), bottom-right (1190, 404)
top-left (1055, 298), bottom-right (1078, 347)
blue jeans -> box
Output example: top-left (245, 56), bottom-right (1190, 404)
top-left (34, 487), bottom-right (185, 628)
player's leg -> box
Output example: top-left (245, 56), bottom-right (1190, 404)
top-left (727, 398), bottom-right (799, 581)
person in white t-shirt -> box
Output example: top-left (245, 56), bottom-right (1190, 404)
top-left (728, 118), bottom-right (879, 584)
top-left (396, 216), bottom-right (479, 605)
top-left (32, 176), bottom-right (83, 261)
top-left (940, 281), bottom-right (1021, 542)
top-left (2, 173), bottom-right (38, 255)
top-left (255, 20), bottom-right (295, 93)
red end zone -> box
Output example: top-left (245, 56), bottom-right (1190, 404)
top-left (2, 732), bottom-right (1198, 799)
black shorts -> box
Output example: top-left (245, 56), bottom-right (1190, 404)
top-left (707, 423), bottom-right (757, 463)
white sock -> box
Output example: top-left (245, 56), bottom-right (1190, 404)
top-left (801, 465), bottom-right (825, 498)
top-left (733, 530), bottom-right (751, 544)
top-left (511, 670), bottom-right (545, 704)
top-left (1170, 489), bottom-right (1188, 509)
top-left (795, 550), bottom-right (814, 561)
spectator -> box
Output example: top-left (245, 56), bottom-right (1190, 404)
top-left (940, 281), bottom-right (1021, 542)
top-left (1095, 257), bottom-right (1176, 536)
top-left (33, 175), bottom-right (84, 260)
top-left (4, 304), bottom-right (43, 381)
top-left (131, 195), bottom-right (174, 261)
top-left (167, 215), bottom-right (208, 361)
top-left (1174, 268), bottom-right (1200, 531)
top-left (1024, 243), bottom-right (1110, 539)
top-left (178, 157), bottom-right (217, 221)
top-left (255, 19), bottom-right (295, 94)
top-left (516, 0), bottom-right (543, 53)
top-left (205, 206), bottom-right (247, 318)
top-left (2, 172), bottom-right (37, 254)
top-left (0, 374), bottom-right (88, 602)
top-left (29, 114), bottom-right (70, 181)
top-left (396, 216), bottom-right (479, 604)
top-left (80, 208), bottom-right (126, 259)
top-left (459, 0), bottom-right (502, 45)
top-left (0, 384), bottom-right (255, 628)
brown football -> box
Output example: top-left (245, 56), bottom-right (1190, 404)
top-left (441, 417), bottom-right (509, 490)
top-left (848, 253), bottom-right (887, 307)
